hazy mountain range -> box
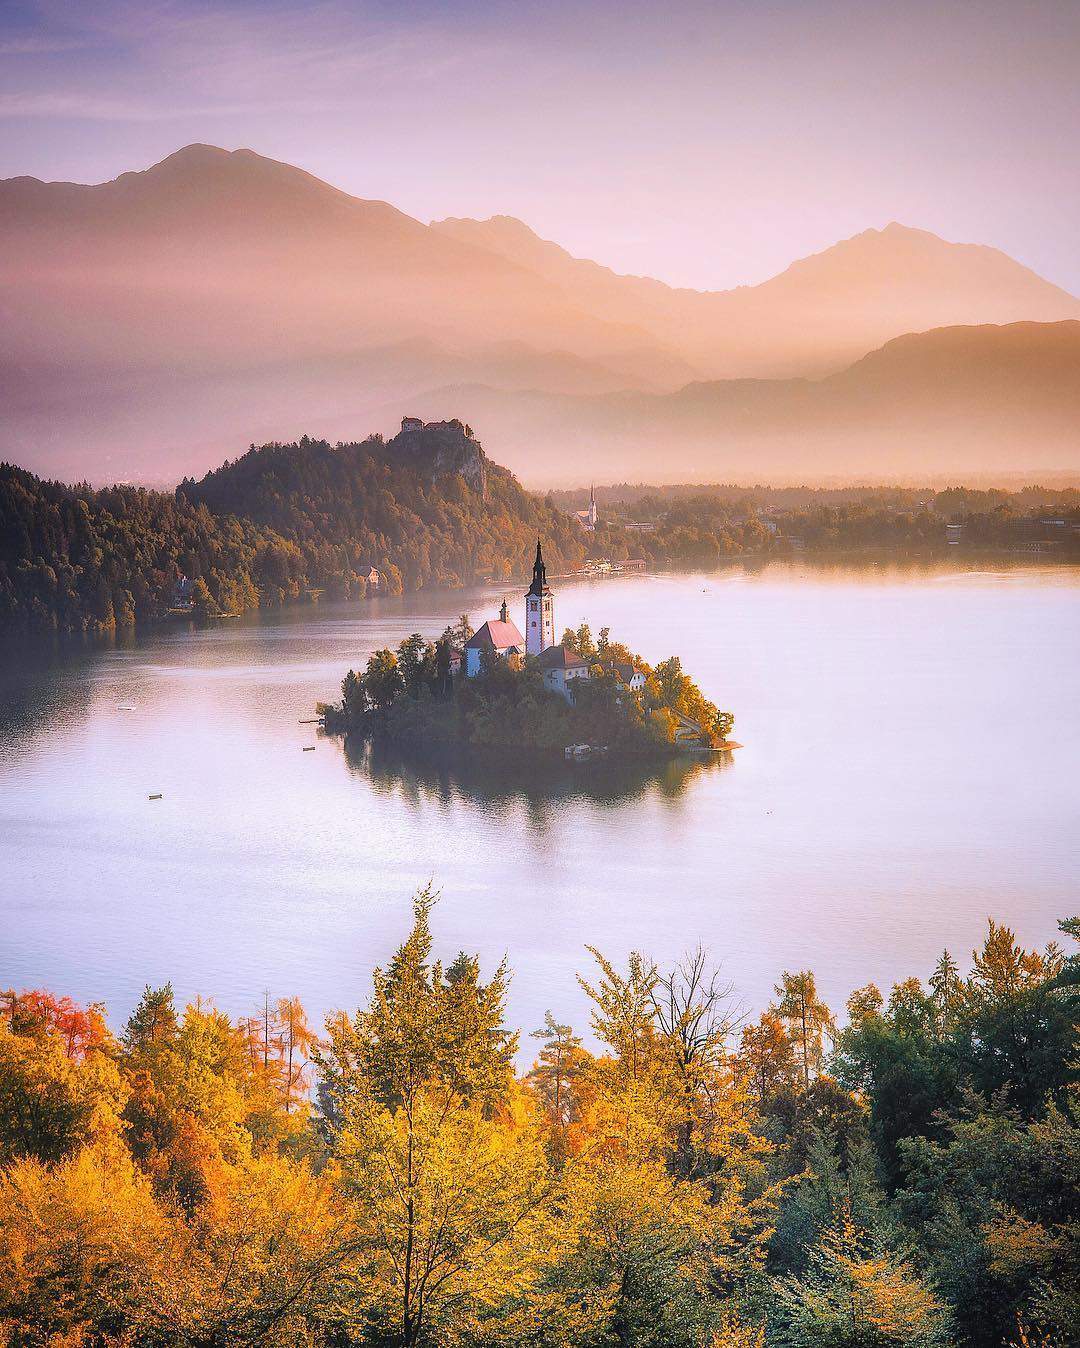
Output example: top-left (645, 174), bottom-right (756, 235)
top-left (402, 321), bottom-right (1080, 483)
top-left (2, 144), bottom-right (1078, 485)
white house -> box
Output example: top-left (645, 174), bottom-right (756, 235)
top-left (538, 644), bottom-right (591, 701)
top-left (604, 661), bottom-right (646, 692)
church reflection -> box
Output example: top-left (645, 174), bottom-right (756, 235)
top-left (338, 734), bottom-right (728, 831)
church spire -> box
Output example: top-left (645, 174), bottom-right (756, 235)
top-left (524, 537), bottom-right (554, 655)
top-left (527, 537), bottom-right (548, 598)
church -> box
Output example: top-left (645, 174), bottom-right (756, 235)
top-left (463, 540), bottom-right (591, 701)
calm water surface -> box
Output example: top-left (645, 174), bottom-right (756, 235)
top-left (2, 562), bottom-right (1078, 1043)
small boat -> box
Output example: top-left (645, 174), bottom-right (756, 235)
top-left (148, 793), bottom-right (163, 801)
top-left (302, 746), bottom-right (316, 752)
top-left (564, 743), bottom-right (606, 761)
top-left (117, 702), bottom-right (137, 712)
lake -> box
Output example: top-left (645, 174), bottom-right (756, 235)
top-left (2, 561), bottom-right (1078, 1048)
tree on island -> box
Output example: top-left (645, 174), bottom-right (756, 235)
top-left (325, 626), bottom-right (736, 756)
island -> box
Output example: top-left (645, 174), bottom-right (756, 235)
top-left (321, 540), bottom-right (736, 760)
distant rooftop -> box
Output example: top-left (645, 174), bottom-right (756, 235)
top-left (538, 645), bottom-right (590, 670)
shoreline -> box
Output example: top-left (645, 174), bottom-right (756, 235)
top-left (328, 722), bottom-right (741, 766)
top-left (6, 548), bottom-right (1078, 651)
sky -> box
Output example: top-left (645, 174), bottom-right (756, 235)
top-left (1, 0), bottom-right (1079, 294)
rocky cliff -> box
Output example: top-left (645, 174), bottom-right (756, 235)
top-left (389, 419), bottom-right (488, 497)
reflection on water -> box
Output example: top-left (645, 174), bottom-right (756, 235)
top-left (0, 642), bottom-right (98, 755)
top-left (1, 559), bottom-right (1078, 1050)
top-left (345, 736), bottom-right (724, 831)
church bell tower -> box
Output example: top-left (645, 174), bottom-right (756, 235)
top-left (525, 539), bottom-right (555, 656)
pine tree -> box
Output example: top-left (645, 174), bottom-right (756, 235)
top-left (529, 1012), bottom-right (587, 1140)
top-left (123, 984), bottom-right (179, 1053)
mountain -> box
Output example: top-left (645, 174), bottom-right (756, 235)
top-left (398, 321), bottom-right (1080, 484)
top-left (431, 215), bottom-right (1080, 377)
top-left (2, 144), bottom-right (1078, 483)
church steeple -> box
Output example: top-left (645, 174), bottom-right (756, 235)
top-left (524, 537), bottom-right (555, 655)
top-left (527, 538), bottom-right (548, 598)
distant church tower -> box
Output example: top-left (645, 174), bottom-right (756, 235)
top-left (525, 539), bottom-right (555, 656)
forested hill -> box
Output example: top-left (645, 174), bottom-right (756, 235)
top-left (0, 423), bottom-right (601, 638)
top-left (179, 420), bottom-right (591, 594)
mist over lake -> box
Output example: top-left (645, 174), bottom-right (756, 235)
top-left (2, 561), bottom-right (1077, 1047)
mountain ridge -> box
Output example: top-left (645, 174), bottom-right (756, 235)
top-left (395, 320), bottom-right (1080, 485)
top-left (2, 144), bottom-right (1079, 483)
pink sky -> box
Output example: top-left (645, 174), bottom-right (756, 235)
top-left (1, 0), bottom-right (1078, 293)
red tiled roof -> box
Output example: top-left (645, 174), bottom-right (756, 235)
top-left (538, 644), bottom-right (590, 670)
top-left (464, 618), bottom-right (525, 651)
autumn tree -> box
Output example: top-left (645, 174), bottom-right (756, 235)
top-left (556, 948), bottom-right (780, 1345)
top-left (277, 995), bottom-right (318, 1114)
top-left (772, 1204), bottom-right (952, 1346)
top-left (738, 1010), bottom-right (799, 1104)
top-left (0, 1125), bottom-right (193, 1343)
top-left (0, 1003), bottom-right (122, 1165)
top-left (1, 988), bottom-right (107, 1060)
top-left (651, 947), bottom-right (739, 1177)
top-left (318, 888), bottom-right (552, 1346)
top-left (772, 971), bottom-right (835, 1090)
top-left (184, 1149), bottom-right (354, 1343)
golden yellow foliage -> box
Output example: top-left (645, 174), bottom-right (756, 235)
top-left (338, 1080), bottom-right (552, 1346)
top-left (0, 1129), bottom-right (193, 1343)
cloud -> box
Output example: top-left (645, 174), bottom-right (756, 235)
top-left (46, 0), bottom-right (478, 89)
top-left (0, 0), bottom-right (485, 123)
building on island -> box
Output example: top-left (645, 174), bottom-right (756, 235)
top-left (575, 486), bottom-right (598, 532)
top-left (463, 539), bottom-right (623, 705)
top-left (525, 539), bottom-right (555, 656)
top-left (463, 599), bottom-right (525, 677)
top-left (603, 661), bottom-right (646, 692)
top-left (464, 540), bottom-right (557, 678)
top-left (538, 644), bottom-right (591, 700)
